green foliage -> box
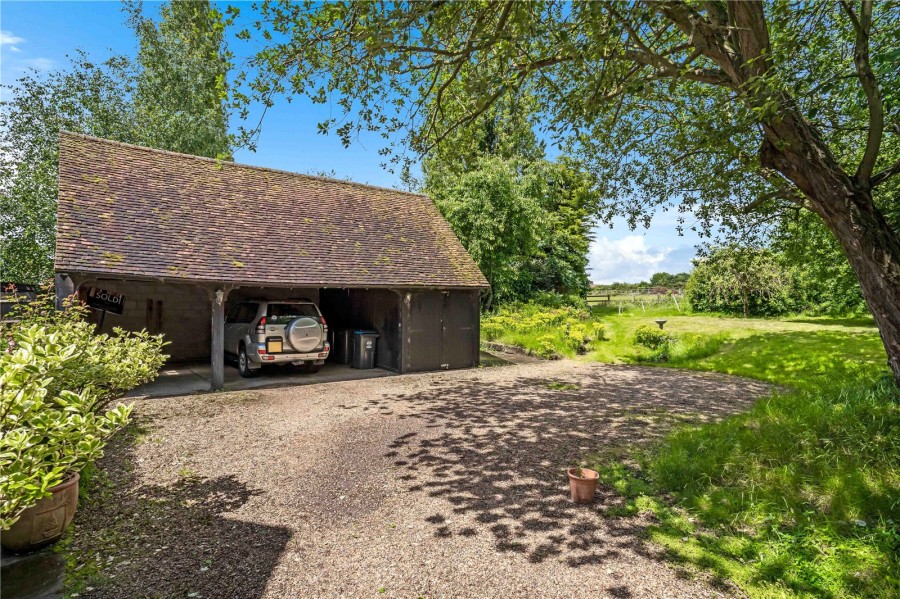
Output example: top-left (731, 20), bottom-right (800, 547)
top-left (0, 292), bottom-right (167, 529)
top-left (3, 290), bottom-right (169, 408)
top-left (0, 52), bottom-right (138, 283)
top-left (245, 2), bottom-right (899, 238)
top-left (420, 87), bottom-right (597, 308)
top-left (687, 246), bottom-right (795, 317)
top-left (649, 272), bottom-right (690, 288)
top-left (482, 302), bottom-right (605, 358)
top-left (518, 158), bottom-right (597, 300)
top-left (594, 379), bottom-right (900, 598)
top-left (429, 156), bottom-right (540, 306)
top-left (126, 0), bottom-right (233, 158)
top-left (0, 325), bottom-right (133, 530)
top-left (774, 212), bottom-right (872, 315)
top-left (632, 324), bottom-right (673, 351)
top-left (0, 1), bottom-right (235, 283)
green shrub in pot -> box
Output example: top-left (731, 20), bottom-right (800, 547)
top-left (0, 326), bottom-right (131, 528)
top-left (0, 291), bottom-right (167, 531)
top-left (2, 291), bottom-right (168, 409)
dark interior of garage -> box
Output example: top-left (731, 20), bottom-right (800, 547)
top-left (318, 288), bottom-right (402, 372)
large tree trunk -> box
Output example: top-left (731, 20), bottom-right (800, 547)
top-left (664, 1), bottom-right (900, 384)
top-left (762, 139), bottom-right (900, 385)
top-left (815, 190), bottom-right (900, 386)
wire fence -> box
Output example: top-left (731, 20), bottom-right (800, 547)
top-left (587, 287), bottom-right (685, 313)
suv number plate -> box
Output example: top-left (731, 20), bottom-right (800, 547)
top-left (266, 337), bottom-right (283, 353)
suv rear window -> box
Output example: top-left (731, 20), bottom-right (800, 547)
top-left (266, 303), bottom-right (319, 324)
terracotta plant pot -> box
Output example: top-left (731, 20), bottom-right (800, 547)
top-left (567, 467), bottom-right (599, 504)
top-left (2, 473), bottom-right (80, 553)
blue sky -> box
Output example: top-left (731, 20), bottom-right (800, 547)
top-left (1, 1), bottom-right (700, 284)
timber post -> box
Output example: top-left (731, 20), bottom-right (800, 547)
top-left (209, 286), bottom-right (231, 391)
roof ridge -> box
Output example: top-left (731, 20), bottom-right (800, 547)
top-left (58, 130), bottom-right (431, 199)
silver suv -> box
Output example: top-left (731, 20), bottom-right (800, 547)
top-left (224, 299), bottom-right (330, 377)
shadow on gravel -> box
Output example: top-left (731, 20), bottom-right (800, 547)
top-left (385, 366), bottom-right (768, 570)
top-left (58, 420), bottom-right (290, 599)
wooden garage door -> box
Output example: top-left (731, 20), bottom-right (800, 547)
top-left (440, 291), bottom-right (477, 369)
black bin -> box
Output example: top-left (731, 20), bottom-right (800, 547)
top-left (351, 330), bottom-right (379, 369)
top-left (329, 329), bottom-right (353, 365)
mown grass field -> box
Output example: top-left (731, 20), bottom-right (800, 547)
top-left (482, 304), bottom-right (898, 598)
top-left (586, 308), bottom-right (886, 390)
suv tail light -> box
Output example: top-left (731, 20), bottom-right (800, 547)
top-left (255, 316), bottom-right (266, 334)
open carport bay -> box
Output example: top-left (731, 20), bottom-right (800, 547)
top-left (76, 280), bottom-right (481, 377)
top-left (125, 361), bottom-right (395, 398)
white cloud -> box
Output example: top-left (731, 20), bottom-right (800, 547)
top-left (0, 30), bottom-right (25, 47)
top-left (588, 235), bottom-right (672, 284)
top-left (23, 57), bottom-right (54, 71)
top-left (588, 235), bottom-right (699, 284)
top-left (0, 31), bottom-right (55, 74)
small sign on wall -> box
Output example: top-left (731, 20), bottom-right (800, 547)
top-left (85, 287), bottom-right (126, 315)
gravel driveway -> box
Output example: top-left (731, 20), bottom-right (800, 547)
top-left (65, 360), bottom-right (770, 598)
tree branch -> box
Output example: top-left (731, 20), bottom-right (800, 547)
top-left (871, 159), bottom-right (900, 187)
top-left (841, 0), bottom-right (883, 187)
top-left (742, 188), bottom-right (803, 214)
top-left (608, 5), bottom-right (732, 87)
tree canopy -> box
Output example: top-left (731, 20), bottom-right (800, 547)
top-left (0, 0), bottom-right (234, 283)
top-left (422, 91), bottom-right (596, 307)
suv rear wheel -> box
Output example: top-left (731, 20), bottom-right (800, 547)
top-left (238, 345), bottom-right (258, 378)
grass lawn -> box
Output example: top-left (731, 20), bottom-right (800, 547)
top-left (482, 304), bottom-right (898, 598)
top-left (585, 309), bottom-right (886, 390)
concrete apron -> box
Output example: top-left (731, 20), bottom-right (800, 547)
top-left (126, 362), bottom-right (394, 399)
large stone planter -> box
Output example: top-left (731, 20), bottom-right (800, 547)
top-left (1, 473), bottom-right (79, 553)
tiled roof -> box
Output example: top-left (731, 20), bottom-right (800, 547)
top-left (55, 133), bottom-right (488, 289)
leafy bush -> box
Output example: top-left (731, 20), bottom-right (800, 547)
top-left (3, 291), bottom-right (168, 408)
top-left (686, 246), bottom-right (798, 317)
top-left (633, 325), bottom-right (676, 362)
top-left (0, 326), bottom-right (133, 529)
top-left (481, 302), bottom-right (605, 357)
top-left (0, 291), bottom-right (167, 529)
top-left (633, 324), bottom-right (673, 350)
top-left (528, 291), bottom-right (590, 310)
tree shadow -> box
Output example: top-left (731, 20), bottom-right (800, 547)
top-left (383, 366), bottom-right (769, 569)
top-left (691, 329), bottom-right (886, 386)
top-left (786, 317), bottom-right (876, 329)
top-left (59, 418), bottom-right (291, 598)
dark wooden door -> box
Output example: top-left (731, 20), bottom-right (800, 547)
top-left (440, 291), bottom-right (477, 369)
top-left (407, 291), bottom-right (442, 372)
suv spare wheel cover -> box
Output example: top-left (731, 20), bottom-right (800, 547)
top-left (285, 317), bottom-right (322, 352)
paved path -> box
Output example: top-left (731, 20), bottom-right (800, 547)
top-left (66, 361), bottom-right (770, 598)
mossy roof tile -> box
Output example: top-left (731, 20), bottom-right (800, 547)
top-left (55, 132), bottom-right (488, 289)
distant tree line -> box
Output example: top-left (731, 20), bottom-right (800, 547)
top-left (592, 272), bottom-right (690, 292)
